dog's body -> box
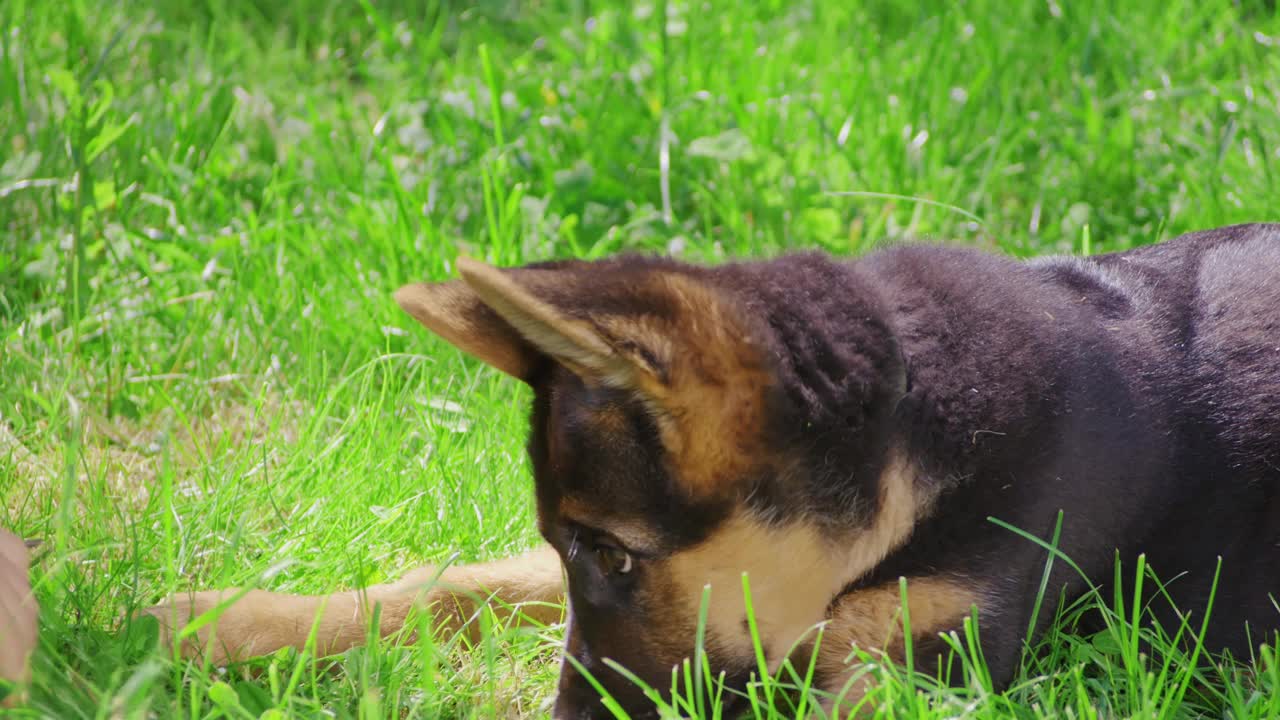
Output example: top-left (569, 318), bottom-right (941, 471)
top-left (148, 223), bottom-right (1280, 717)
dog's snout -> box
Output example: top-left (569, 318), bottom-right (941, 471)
top-left (553, 693), bottom-right (661, 720)
top-left (554, 652), bottom-right (656, 720)
top-left (553, 648), bottom-right (604, 720)
top-left (549, 698), bottom-right (584, 720)
top-left (551, 683), bottom-right (607, 720)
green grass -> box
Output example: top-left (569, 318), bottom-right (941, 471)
top-left (2, 0), bottom-right (1279, 716)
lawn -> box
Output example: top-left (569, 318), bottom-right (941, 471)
top-left (2, 0), bottom-right (1279, 717)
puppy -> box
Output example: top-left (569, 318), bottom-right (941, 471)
top-left (146, 223), bottom-right (1280, 718)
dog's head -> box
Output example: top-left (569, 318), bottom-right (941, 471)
top-left (395, 253), bottom-right (920, 718)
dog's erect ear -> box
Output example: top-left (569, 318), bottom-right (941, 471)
top-left (453, 257), bottom-right (663, 392)
top-left (396, 256), bottom-right (775, 495)
top-left (394, 277), bottom-right (540, 380)
top-left (392, 258), bottom-right (620, 383)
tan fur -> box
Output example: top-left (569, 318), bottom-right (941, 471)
top-left (665, 513), bottom-right (840, 664)
top-left (818, 576), bottom-right (981, 709)
top-left (443, 260), bottom-right (776, 498)
top-left (0, 530), bottom-right (37, 707)
top-left (645, 274), bottom-right (775, 497)
top-left (145, 546), bottom-right (566, 664)
top-left (456, 258), bottom-right (635, 385)
top-left (662, 452), bottom-right (933, 666)
top-left (393, 280), bottom-right (536, 379)
top-left (837, 452), bottom-right (935, 583)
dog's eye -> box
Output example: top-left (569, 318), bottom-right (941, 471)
top-left (594, 542), bottom-right (633, 575)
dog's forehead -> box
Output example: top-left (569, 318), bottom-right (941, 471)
top-left (534, 369), bottom-right (728, 548)
top-left (547, 374), bottom-right (646, 459)
top-left (544, 374), bottom-right (662, 500)
top-left (548, 379), bottom-right (632, 441)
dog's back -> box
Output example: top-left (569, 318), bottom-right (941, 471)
top-left (829, 224), bottom-right (1280, 676)
top-left (1091, 224), bottom-right (1280, 469)
top-left (1034, 223), bottom-right (1280, 475)
top-left (1077, 226), bottom-right (1280, 652)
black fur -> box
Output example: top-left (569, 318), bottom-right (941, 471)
top-left (721, 223), bottom-right (1280, 685)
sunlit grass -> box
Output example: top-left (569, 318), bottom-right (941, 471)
top-left (2, 0), bottom-right (1279, 716)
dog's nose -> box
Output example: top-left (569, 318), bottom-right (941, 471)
top-left (551, 681), bottom-right (612, 720)
top-left (550, 692), bottom-right (592, 720)
top-left (554, 689), bottom-right (664, 720)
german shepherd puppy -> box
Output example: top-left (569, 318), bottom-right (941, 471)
top-left (146, 223), bottom-right (1280, 718)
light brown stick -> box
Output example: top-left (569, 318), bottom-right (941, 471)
top-left (143, 545), bottom-right (566, 664)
